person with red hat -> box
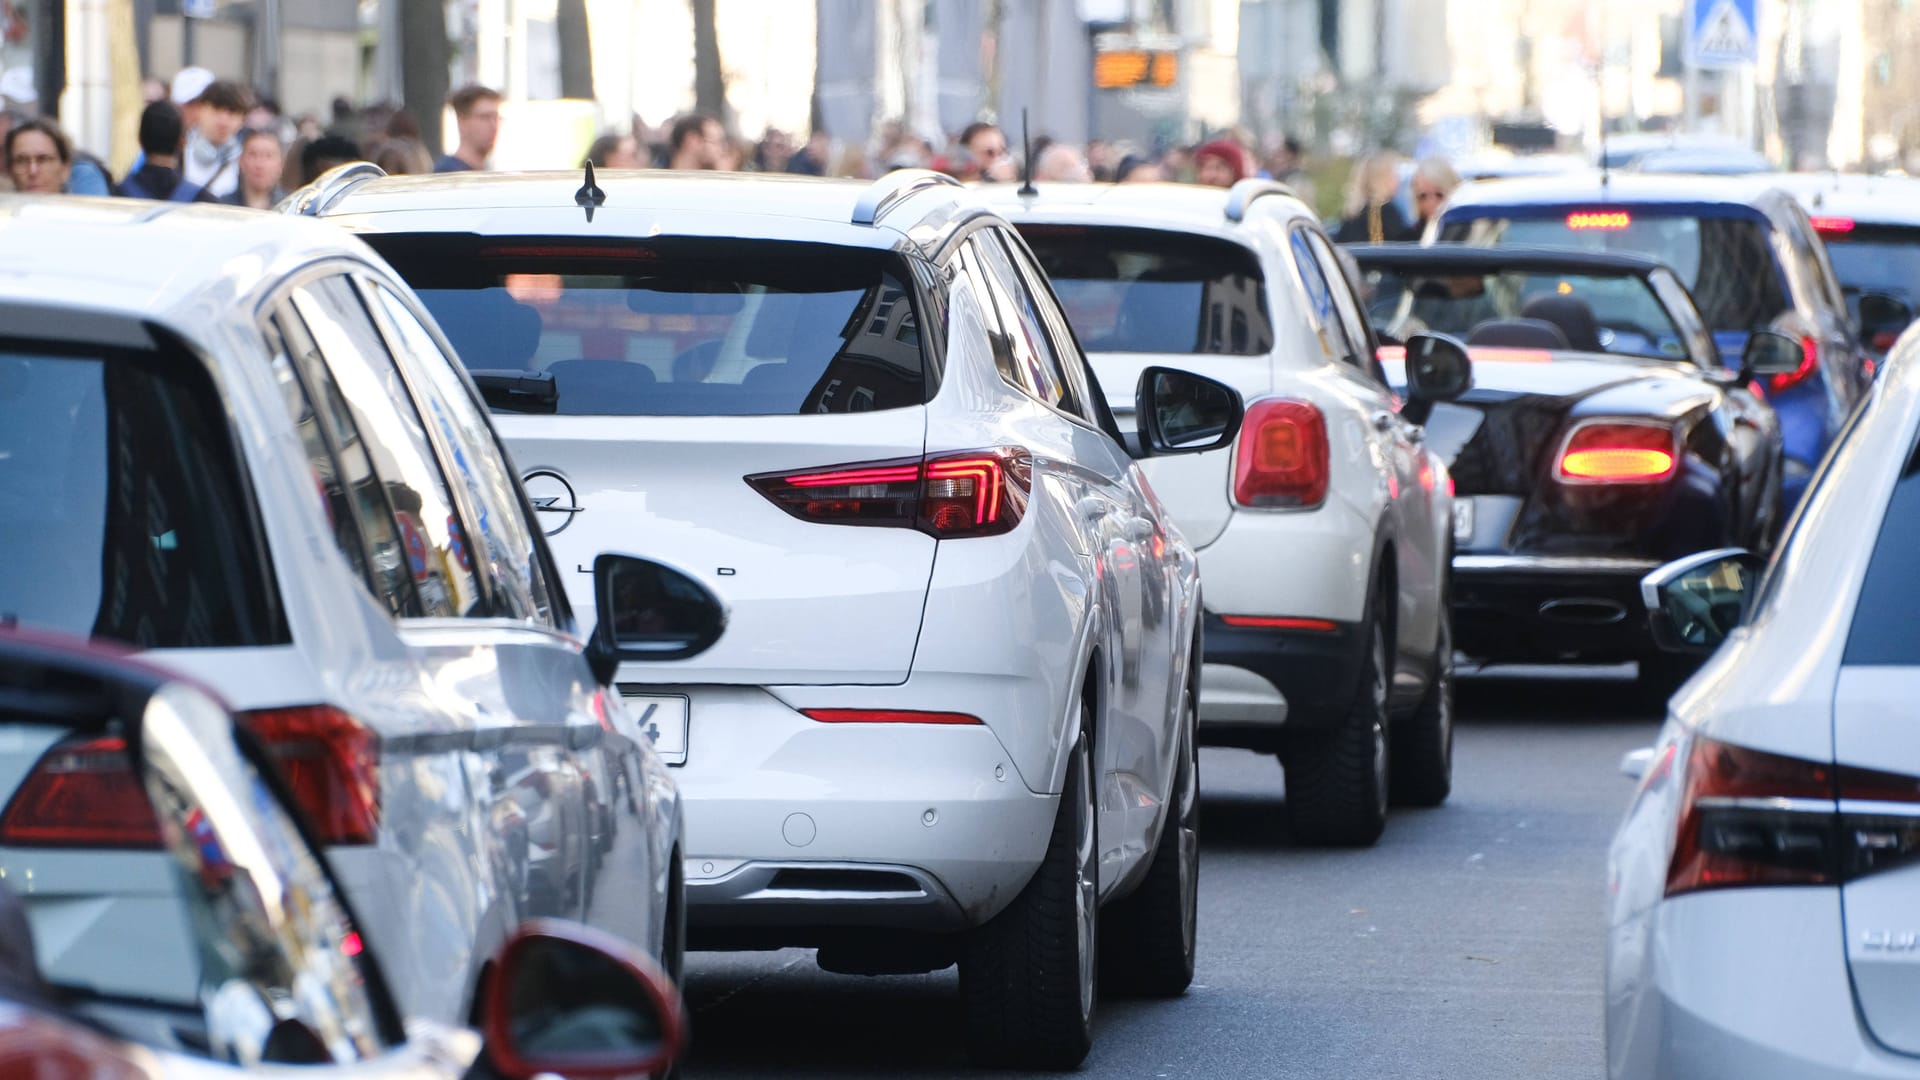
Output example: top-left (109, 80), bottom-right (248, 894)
top-left (1192, 139), bottom-right (1250, 188)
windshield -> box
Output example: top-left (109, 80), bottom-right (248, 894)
top-left (1439, 211), bottom-right (1790, 334)
top-left (362, 236), bottom-right (930, 417)
top-left (1015, 225), bottom-right (1275, 355)
top-left (0, 338), bottom-right (285, 649)
top-left (1357, 266), bottom-right (1694, 363)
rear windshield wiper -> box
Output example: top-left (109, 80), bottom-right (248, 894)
top-left (470, 370), bottom-right (558, 415)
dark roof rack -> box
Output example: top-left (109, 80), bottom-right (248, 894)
top-left (1223, 178), bottom-right (1298, 223)
top-left (278, 161), bottom-right (387, 217)
top-left (851, 169), bottom-right (964, 226)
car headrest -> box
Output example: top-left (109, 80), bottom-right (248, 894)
top-left (1520, 294), bottom-right (1604, 352)
top-left (1466, 317), bottom-right (1570, 351)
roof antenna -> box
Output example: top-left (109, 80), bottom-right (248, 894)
top-left (575, 160), bottom-right (607, 222)
top-left (1017, 108), bottom-right (1037, 197)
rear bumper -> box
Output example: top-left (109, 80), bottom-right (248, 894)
top-left (1196, 614), bottom-right (1363, 744)
top-left (1453, 554), bottom-right (1661, 663)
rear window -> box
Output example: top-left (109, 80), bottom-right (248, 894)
top-left (1820, 225), bottom-right (1920, 303)
top-left (1016, 225), bottom-right (1274, 356)
top-left (0, 336), bottom-right (285, 648)
top-left (1439, 210), bottom-right (1790, 334)
top-left (1358, 265), bottom-right (1694, 363)
top-left (361, 236), bottom-right (930, 417)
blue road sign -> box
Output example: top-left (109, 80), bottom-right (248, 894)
top-left (1687, 0), bottom-right (1759, 69)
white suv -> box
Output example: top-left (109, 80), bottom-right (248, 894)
top-left (0, 195), bottom-right (699, 1028)
top-left (988, 180), bottom-right (1470, 845)
top-left (307, 165), bottom-right (1245, 1068)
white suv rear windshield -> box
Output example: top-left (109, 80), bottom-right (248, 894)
top-left (1016, 225), bottom-right (1275, 356)
top-left (363, 236), bottom-right (931, 417)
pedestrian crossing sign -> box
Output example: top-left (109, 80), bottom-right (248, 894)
top-left (1686, 0), bottom-right (1758, 69)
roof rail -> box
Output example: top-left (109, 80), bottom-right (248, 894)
top-left (277, 161), bottom-right (388, 217)
top-left (851, 169), bottom-right (964, 226)
top-left (1223, 178), bottom-right (1299, 223)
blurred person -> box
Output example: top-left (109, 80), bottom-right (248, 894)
top-left (1160, 143), bottom-right (1194, 183)
top-left (118, 101), bottom-right (210, 202)
top-left (385, 108), bottom-right (424, 142)
top-left (1087, 138), bottom-right (1114, 181)
top-left (960, 121), bottom-right (1016, 182)
top-left (183, 79), bottom-right (252, 198)
top-left (223, 128), bottom-right (285, 209)
top-left (719, 135), bottom-right (750, 172)
top-left (786, 130), bottom-right (830, 175)
top-left (584, 132), bottom-right (644, 169)
top-left (1033, 143), bottom-right (1092, 183)
top-left (295, 112), bottom-right (324, 141)
top-left (372, 136), bottom-right (431, 176)
top-left (245, 97), bottom-right (280, 136)
top-left (1266, 134), bottom-right (1316, 205)
top-left (755, 129), bottom-right (795, 173)
top-left (1114, 154), bottom-right (1162, 183)
top-left (1408, 155), bottom-right (1461, 237)
top-left (435, 84), bottom-right (501, 172)
top-left (1193, 138), bottom-right (1250, 188)
top-left (832, 143), bottom-right (873, 179)
top-left (141, 76), bottom-right (168, 104)
top-left (667, 113), bottom-right (724, 170)
top-left (302, 134), bottom-right (363, 180)
top-left (281, 135), bottom-right (312, 189)
top-left (6, 119), bottom-right (71, 195)
top-left (1334, 151), bottom-right (1412, 243)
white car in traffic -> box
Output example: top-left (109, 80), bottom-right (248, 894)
top-left (1612, 323), bottom-right (1920, 1077)
top-left (0, 195), bottom-right (698, 1029)
top-left (307, 164), bottom-right (1247, 1068)
top-left (987, 180), bottom-right (1470, 844)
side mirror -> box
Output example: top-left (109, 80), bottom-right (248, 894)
top-left (1741, 330), bottom-right (1805, 380)
top-left (1133, 366), bottom-right (1245, 458)
top-left (483, 920), bottom-right (686, 1080)
top-left (1400, 332), bottom-right (1473, 424)
top-left (1857, 292), bottom-right (1915, 353)
top-left (584, 554), bottom-right (728, 685)
top-left (1639, 548), bottom-right (1763, 655)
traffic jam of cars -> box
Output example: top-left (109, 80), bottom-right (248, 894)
top-left (1, 151), bottom-right (1918, 1078)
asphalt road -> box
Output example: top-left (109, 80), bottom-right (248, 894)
top-left (678, 669), bottom-right (1659, 1079)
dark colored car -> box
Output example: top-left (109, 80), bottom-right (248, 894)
top-left (1436, 174), bottom-right (1866, 510)
top-left (1347, 244), bottom-right (1786, 685)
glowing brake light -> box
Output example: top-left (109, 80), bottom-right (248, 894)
top-left (801, 709), bottom-right (983, 725)
top-left (1809, 215), bottom-right (1856, 234)
top-left (1555, 422), bottom-right (1677, 483)
top-left (748, 447), bottom-right (1032, 539)
top-left (1233, 399), bottom-right (1329, 509)
top-left (1566, 211), bottom-right (1631, 230)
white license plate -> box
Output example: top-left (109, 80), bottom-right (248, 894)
top-left (620, 693), bottom-right (690, 766)
top-left (1452, 498), bottom-right (1476, 544)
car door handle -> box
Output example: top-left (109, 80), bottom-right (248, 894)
top-left (1406, 425), bottom-right (1425, 444)
top-left (1372, 411), bottom-right (1398, 433)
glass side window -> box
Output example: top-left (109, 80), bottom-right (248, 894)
top-left (1290, 230), bottom-right (1362, 363)
top-left (1844, 427), bottom-right (1920, 665)
top-left (0, 337), bottom-right (284, 648)
top-left (367, 281), bottom-right (556, 626)
top-left (996, 230), bottom-right (1104, 424)
top-left (289, 277), bottom-right (484, 620)
top-left (971, 233), bottom-right (1075, 411)
top-left (262, 314), bottom-right (376, 596)
top-left (1306, 231), bottom-right (1380, 378)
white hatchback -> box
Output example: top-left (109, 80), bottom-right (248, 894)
top-left (988, 180), bottom-right (1470, 845)
top-left (1612, 323), bottom-right (1920, 1077)
top-left (0, 196), bottom-right (702, 1030)
top-left (310, 165), bottom-right (1245, 1068)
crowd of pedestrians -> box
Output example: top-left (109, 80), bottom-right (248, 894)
top-left (0, 67), bottom-right (1460, 240)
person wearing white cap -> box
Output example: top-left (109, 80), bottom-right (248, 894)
top-left (170, 67), bottom-right (214, 108)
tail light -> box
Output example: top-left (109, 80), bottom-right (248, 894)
top-left (1555, 421), bottom-right (1677, 483)
top-left (1666, 734), bottom-right (1920, 899)
top-left (0, 736), bottom-right (161, 848)
top-left (747, 447), bottom-right (1031, 539)
top-left (801, 709), bottom-right (983, 725)
top-left (242, 706), bottom-right (380, 845)
top-left (1767, 335), bottom-right (1820, 394)
top-left (1233, 399), bottom-right (1329, 509)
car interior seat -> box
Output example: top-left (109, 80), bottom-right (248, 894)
top-left (1520, 295), bottom-right (1605, 352)
top-left (1466, 317), bottom-right (1571, 350)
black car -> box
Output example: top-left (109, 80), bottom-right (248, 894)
top-left (1346, 244), bottom-right (1787, 687)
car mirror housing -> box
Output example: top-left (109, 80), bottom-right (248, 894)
top-left (586, 554), bottom-right (729, 683)
top-left (482, 919), bottom-right (686, 1080)
top-left (1742, 330), bottom-right (1805, 379)
top-left (1399, 332), bottom-right (1473, 424)
top-left (1857, 291), bottom-right (1915, 349)
top-left (1133, 366), bottom-right (1245, 458)
top-left (1639, 548), bottom-right (1764, 655)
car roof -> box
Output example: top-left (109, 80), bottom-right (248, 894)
top-left (0, 194), bottom-right (374, 326)
top-left (1345, 242), bottom-right (1669, 277)
top-left (976, 180), bottom-right (1310, 238)
top-left (314, 169), bottom-right (988, 260)
top-left (1441, 172), bottom-right (1784, 214)
top-left (1765, 172), bottom-right (1920, 227)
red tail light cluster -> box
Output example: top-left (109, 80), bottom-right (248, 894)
top-left (1665, 734), bottom-right (1920, 899)
top-left (1233, 399), bottom-right (1329, 509)
top-left (801, 709), bottom-right (983, 725)
top-left (1767, 335), bottom-right (1820, 394)
top-left (1555, 422), bottom-right (1677, 484)
top-left (748, 447), bottom-right (1032, 539)
top-left (0, 736), bottom-right (162, 848)
top-left (242, 706), bottom-right (381, 846)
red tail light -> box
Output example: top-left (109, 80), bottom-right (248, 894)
top-left (1766, 335), bottom-right (1820, 394)
top-left (1809, 216), bottom-right (1855, 234)
top-left (801, 709), bottom-right (983, 725)
top-left (0, 736), bottom-right (161, 848)
top-left (241, 706), bottom-right (380, 845)
top-left (1555, 421), bottom-right (1677, 483)
top-left (1233, 399), bottom-right (1329, 509)
top-left (1666, 735), bottom-right (1920, 899)
top-left (1219, 615), bottom-right (1337, 632)
top-left (748, 447), bottom-right (1032, 539)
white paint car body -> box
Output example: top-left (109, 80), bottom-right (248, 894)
top-left (0, 196), bottom-right (683, 1028)
top-left (986, 181), bottom-right (1458, 842)
top-left (1608, 323), bottom-right (1920, 1077)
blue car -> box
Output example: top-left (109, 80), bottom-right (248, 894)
top-left (1437, 174), bottom-right (1869, 508)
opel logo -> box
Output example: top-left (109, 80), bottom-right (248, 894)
top-left (522, 469), bottom-right (582, 535)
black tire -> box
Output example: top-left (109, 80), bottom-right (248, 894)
top-left (1100, 680), bottom-right (1198, 997)
top-left (662, 852), bottom-right (686, 985)
top-left (962, 708), bottom-right (1098, 1069)
top-left (1391, 583), bottom-right (1454, 808)
top-left (1283, 590), bottom-right (1390, 847)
